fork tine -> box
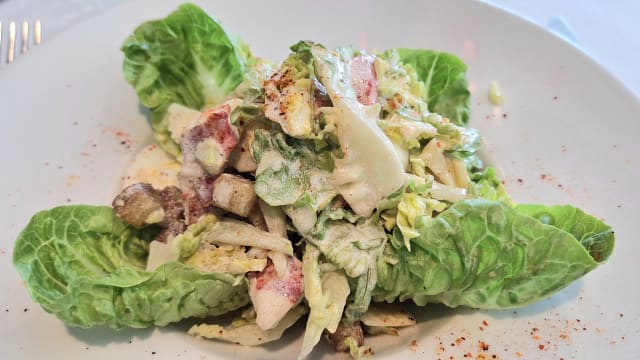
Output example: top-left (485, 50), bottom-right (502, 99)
top-left (0, 21), bottom-right (3, 65)
top-left (7, 21), bottom-right (16, 64)
top-left (21, 21), bottom-right (29, 54)
top-left (34, 20), bottom-right (42, 45)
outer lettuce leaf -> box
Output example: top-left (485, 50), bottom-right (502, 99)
top-left (514, 204), bottom-right (614, 262)
top-left (374, 200), bottom-right (613, 308)
top-left (392, 49), bottom-right (471, 126)
top-left (121, 3), bottom-right (253, 157)
top-left (13, 206), bottom-right (248, 328)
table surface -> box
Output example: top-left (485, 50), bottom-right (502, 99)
top-left (1, 0), bottom-right (638, 97)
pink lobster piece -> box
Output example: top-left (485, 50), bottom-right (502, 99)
top-left (179, 104), bottom-right (239, 223)
top-left (247, 255), bottom-right (304, 330)
top-left (350, 54), bottom-right (378, 106)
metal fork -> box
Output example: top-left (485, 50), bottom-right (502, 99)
top-left (0, 19), bottom-right (42, 66)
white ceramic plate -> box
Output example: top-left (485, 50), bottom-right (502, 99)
top-left (1, 0), bottom-right (639, 359)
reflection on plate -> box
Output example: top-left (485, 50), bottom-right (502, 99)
top-left (0, 0), bottom-right (638, 359)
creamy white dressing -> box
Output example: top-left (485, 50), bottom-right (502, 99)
top-left (429, 181), bottom-right (467, 203)
top-left (167, 103), bottom-right (201, 143)
top-left (259, 200), bottom-right (288, 238)
top-left (390, 139), bottom-right (410, 171)
top-left (146, 240), bottom-right (179, 271)
top-left (419, 139), bottom-right (455, 186)
top-left (122, 143), bottom-right (181, 190)
top-left (255, 150), bottom-right (287, 175)
top-left (312, 46), bottom-right (405, 217)
top-left (286, 206), bottom-right (317, 235)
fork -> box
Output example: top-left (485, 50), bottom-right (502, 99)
top-left (0, 19), bottom-right (41, 66)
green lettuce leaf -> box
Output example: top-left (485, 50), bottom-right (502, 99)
top-left (121, 3), bottom-right (253, 157)
top-left (307, 204), bottom-right (386, 320)
top-left (252, 128), bottom-right (337, 233)
top-left (13, 205), bottom-right (248, 328)
top-left (392, 49), bottom-right (471, 126)
top-left (514, 204), bottom-right (614, 262)
top-left (468, 166), bottom-right (513, 205)
top-left (299, 245), bottom-right (350, 359)
top-left (374, 200), bottom-right (613, 308)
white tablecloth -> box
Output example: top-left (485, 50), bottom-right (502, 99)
top-left (1, 0), bottom-right (638, 96)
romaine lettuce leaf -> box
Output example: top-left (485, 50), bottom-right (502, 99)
top-left (252, 128), bottom-right (337, 233)
top-left (374, 200), bottom-right (613, 308)
top-left (514, 204), bottom-right (614, 262)
top-left (121, 3), bottom-right (253, 157)
top-left (13, 205), bottom-right (248, 328)
top-left (391, 49), bottom-right (471, 126)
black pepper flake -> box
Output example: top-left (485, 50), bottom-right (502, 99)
top-left (151, 351), bottom-right (156, 355)
top-left (23, 308), bottom-right (28, 312)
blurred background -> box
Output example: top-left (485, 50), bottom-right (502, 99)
top-left (1, 0), bottom-right (638, 95)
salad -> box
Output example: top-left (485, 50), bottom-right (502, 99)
top-left (12, 3), bottom-right (614, 359)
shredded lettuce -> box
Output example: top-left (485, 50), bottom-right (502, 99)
top-left (189, 305), bottom-right (307, 346)
top-left (299, 245), bottom-right (351, 359)
top-left (390, 48), bottom-right (471, 126)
